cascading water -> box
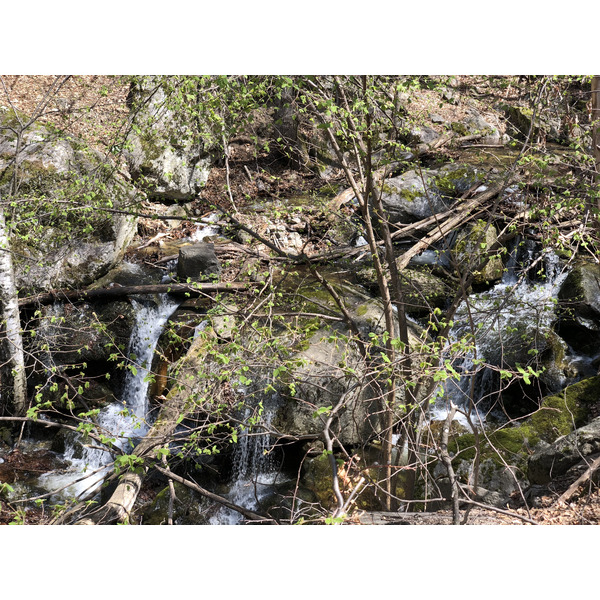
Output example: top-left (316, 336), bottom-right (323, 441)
top-left (432, 239), bottom-right (571, 424)
top-left (37, 294), bottom-right (180, 501)
top-left (209, 403), bottom-right (282, 524)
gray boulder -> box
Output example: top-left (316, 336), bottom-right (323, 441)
top-left (273, 326), bottom-right (383, 447)
top-left (460, 108), bottom-right (507, 144)
top-left (0, 110), bottom-right (138, 293)
top-left (528, 417), bottom-right (600, 484)
top-left (354, 265), bottom-right (452, 317)
top-left (558, 262), bottom-right (600, 354)
top-left (453, 219), bottom-right (504, 285)
top-left (177, 244), bottom-right (221, 281)
top-left (272, 294), bottom-right (428, 447)
top-left (380, 169), bottom-right (447, 224)
top-left (380, 164), bottom-right (483, 224)
top-left (558, 262), bottom-right (600, 325)
top-left (124, 77), bottom-right (213, 200)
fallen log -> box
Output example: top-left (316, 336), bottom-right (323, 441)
top-left (18, 282), bottom-right (253, 308)
top-left (396, 179), bottom-right (509, 271)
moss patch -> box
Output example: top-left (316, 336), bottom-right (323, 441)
top-left (447, 376), bottom-right (600, 477)
top-left (530, 375), bottom-right (600, 440)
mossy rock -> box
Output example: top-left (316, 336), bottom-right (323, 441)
top-left (434, 163), bottom-right (484, 197)
top-left (453, 219), bottom-right (504, 285)
top-left (399, 268), bottom-right (452, 316)
top-left (141, 481), bottom-right (207, 525)
top-left (354, 265), bottom-right (451, 317)
top-left (302, 453), bottom-right (336, 508)
top-left (500, 103), bottom-right (563, 144)
top-left (529, 375), bottom-right (600, 441)
top-left (448, 377), bottom-right (600, 479)
top-left (451, 122), bottom-right (470, 136)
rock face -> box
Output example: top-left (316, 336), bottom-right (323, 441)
top-left (123, 77), bottom-right (213, 200)
top-left (528, 417), bottom-right (600, 484)
top-left (557, 262), bottom-right (600, 354)
top-left (33, 300), bottom-right (136, 367)
top-left (380, 163), bottom-right (483, 224)
top-left (177, 244), bottom-right (221, 281)
top-left (559, 262), bottom-right (600, 320)
top-left (273, 325), bottom-right (383, 447)
top-left (453, 219), bottom-right (504, 285)
top-left (0, 111), bottom-right (138, 293)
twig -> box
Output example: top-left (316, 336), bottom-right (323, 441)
top-left (154, 465), bottom-right (272, 523)
top-left (557, 453), bottom-right (600, 505)
top-left (438, 402), bottom-right (461, 524)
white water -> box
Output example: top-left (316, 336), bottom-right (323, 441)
top-left (209, 405), bottom-right (282, 524)
top-left (38, 294), bottom-right (180, 501)
top-left (431, 244), bottom-right (569, 425)
top-left (190, 222), bottom-right (220, 243)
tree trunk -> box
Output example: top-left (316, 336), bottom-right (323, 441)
top-left (0, 204), bottom-right (27, 415)
top-left (592, 76), bottom-right (600, 178)
top-left (274, 87), bottom-right (303, 168)
top-left (592, 76), bottom-right (600, 228)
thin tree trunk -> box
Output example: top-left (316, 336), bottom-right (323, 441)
top-left (592, 76), bottom-right (600, 179)
top-left (592, 76), bottom-right (600, 228)
top-left (0, 203), bottom-right (27, 415)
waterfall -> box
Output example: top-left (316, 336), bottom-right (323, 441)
top-left (432, 243), bottom-right (570, 424)
top-left (209, 403), bottom-right (281, 524)
top-left (37, 294), bottom-right (180, 501)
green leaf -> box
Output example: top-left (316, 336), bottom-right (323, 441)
top-left (312, 405), bottom-right (333, 418)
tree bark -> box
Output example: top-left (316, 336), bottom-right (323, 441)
top-left (592, 76), bottom-right (600, 178)
top-left (592, 76), bottom-right (600, 229)
top-left (0, 204), bottom-right (27, 415)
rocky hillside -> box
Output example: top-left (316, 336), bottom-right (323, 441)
top-left (1, 75), bottom-right (600, 525)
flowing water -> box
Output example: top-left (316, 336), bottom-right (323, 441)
top-left (37, 294), bottom-right (180, 501)
top-left (432, 240), bottom-right (571, 425)
top-left (209, 404), bottom-right (283, 524)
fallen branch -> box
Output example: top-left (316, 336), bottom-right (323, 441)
top-left (154, 466), bottom-right (272, 523)
top-left (18, 282), bottom-right (253, 308)
top-left (396, 179), bottom-right (509, 271)
top-left (438, 402), bottom-right (461, 525)
top-left (558, 453), bottom-right (600, 505)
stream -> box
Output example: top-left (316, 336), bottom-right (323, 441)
top-left (36, 294), bottom-right (180, 502)
top-left (433, 238), bottom-right (577, 425)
